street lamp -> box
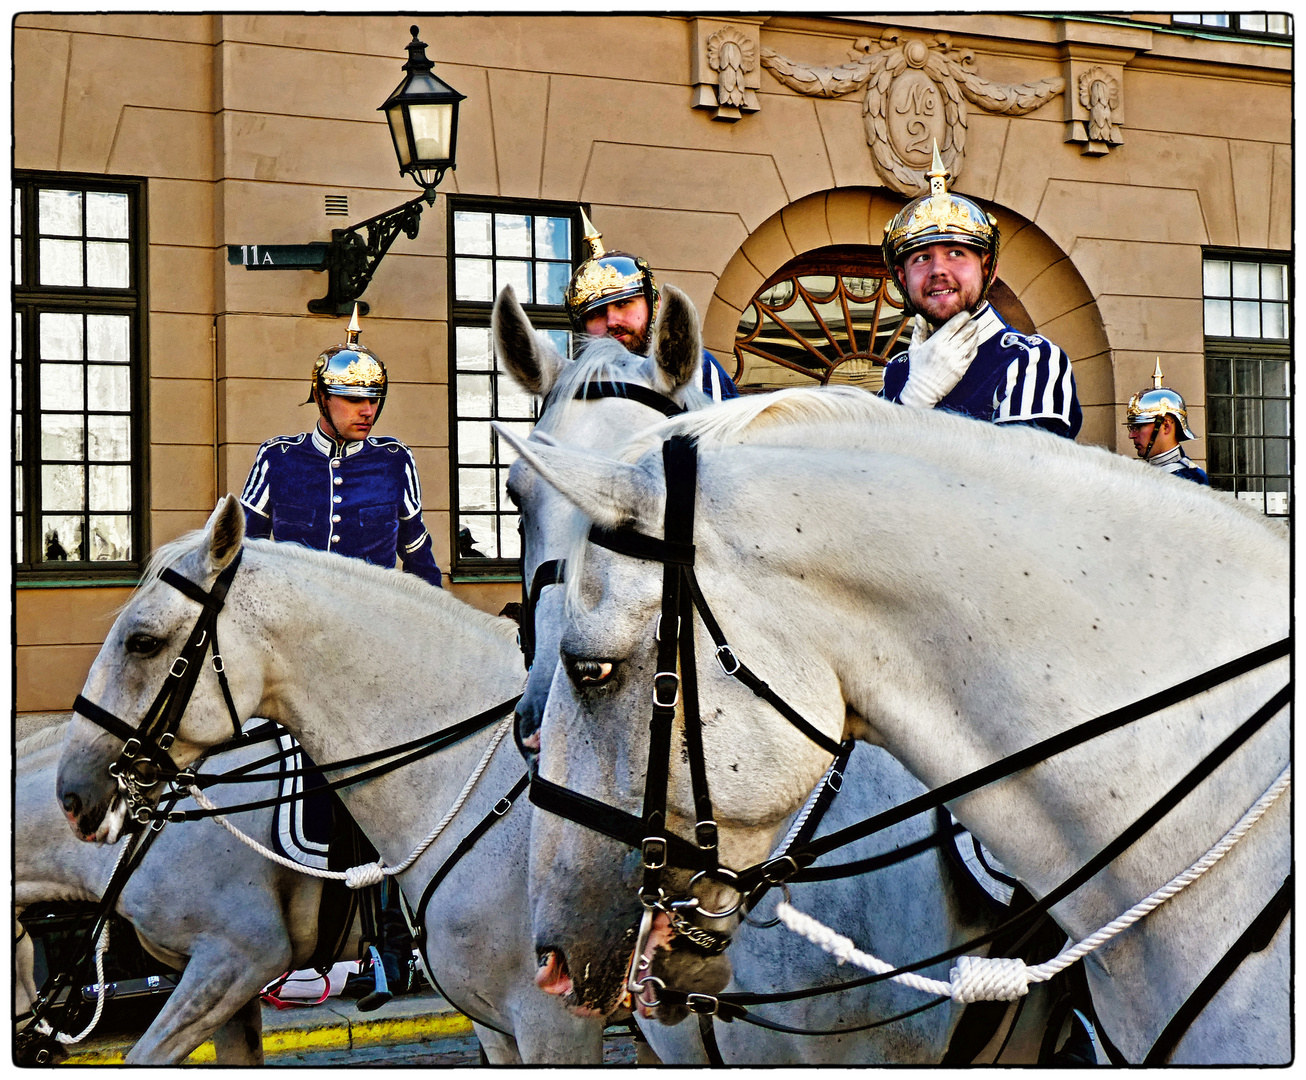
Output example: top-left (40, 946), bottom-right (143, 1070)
top-left (305, 25), bottom-right (465, 314)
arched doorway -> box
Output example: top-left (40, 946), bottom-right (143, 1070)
top-left (730, 244), bottom-right (1034, 393)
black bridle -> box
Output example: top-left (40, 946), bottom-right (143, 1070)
top-left (526, 431), bottom-right (1291, 1045)
top-left (73, 552), bottom-right (247, 822)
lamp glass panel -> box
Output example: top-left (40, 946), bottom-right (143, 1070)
top-left (387, 106), bottom-right (412, 167)
top-left (407, 102), bottom-right (453, 163)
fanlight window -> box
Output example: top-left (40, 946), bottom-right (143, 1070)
top-left (731, 246), bottom-right (1034, 394)
top-left (733, 248), bottom-right (906, 393)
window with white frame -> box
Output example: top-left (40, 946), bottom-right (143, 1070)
top-left (13, 173), bottom-right (147, 577)
top-left (447, 198), bottom-right (580, 576)
top-left (1173, 14), bottom-right (1292, 36)
top-left (1202, 252), bottom-right (1290, 516)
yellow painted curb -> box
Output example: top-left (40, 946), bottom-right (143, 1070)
top-left (61, 1012), bottom-right (473, 1064)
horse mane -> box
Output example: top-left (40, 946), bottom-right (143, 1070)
top-left (18, 719), bottom-right (69, 760)
top-left (133, 530), bottom-right (518, 646)
top-left (536, 335), bottom-right (711, 436)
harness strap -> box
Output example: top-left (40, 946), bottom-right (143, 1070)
top-left (574, 379), bottom-right (689, 417)
top-left (590, 524), bottom-right (696, 566)
top-left (1142, 873), bottom-right (1292, 1065)
top-left (520, 558), bottom-right (564, 670)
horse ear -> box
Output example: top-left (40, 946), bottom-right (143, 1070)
top-left (205, 494), bottom-right (245, 571)
top-left (494, 284), bottom-right (567, 397)
top-left (493, 423), bottom-right (660, 532)
top-left (650, 285), bottom-right (702, 397)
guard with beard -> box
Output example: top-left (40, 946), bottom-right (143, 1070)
top-left (880, 144), bottom-right (1081, 439)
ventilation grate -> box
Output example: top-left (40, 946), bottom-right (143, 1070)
top-left (325, 195), bottom-right (349, 216)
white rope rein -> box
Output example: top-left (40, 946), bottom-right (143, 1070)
top-left (34, 842), bottom-right (132, 1045)
top-left (187, 716), bottom-right (514, 889)
top-left (777, 764), bottom-right (1290, 1003)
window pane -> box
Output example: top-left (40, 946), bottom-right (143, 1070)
top-left (1203, 299), bottom-right (1231, 336)
top-left (1240, 14), bottom-right (1266, 32)
top-left (39, 238), bottom-right (83, 286)
top-left (89, 464), bottom-right (131, 511)
top-left (458, 516), bottom-right (496, 559)
top-left (38, 189), bottom-right (82, 235)
top-left (88, 415), bottom-right (131, 460)
top-left (86, 241), bottom-right (130, 288)
top-left (42, 464), bottom-right (85, 510)
top-left (1262, 361), bottom-right (1288, 398)
top-left (88, 365), bottom-right (130, 411)
top-left (41, 414), bottom-right (84, 459)
top-left (87, 315), bottom-right (130, 363)
top-left (1207, 395), bottom-right (1232, 434)
top-left (89, 515), bottom-right (132, 560)
top-left (40, 364), bottom-right (84, 410)
top-left (456, 373), bottom-right (493, 417)
top-left (1202, 259), bottom-right (1230, 297)
top-left (41, 312), bottom-right (83, 360)
top-left (1267, 15), bottom-right (1290, 33)
top-left (496, 372), bottom-right (535, 420)
top-left (1206, 356), bottom-right (1231, 396)
top-left (535, 217), bottom-right (571, 260)
top-left (1262, 303), bottom-right (1287, 339)
top-left (1230, 262), bottom-right (1260, 298)
top-left (85, 191), bottom-right (129, 238)
top-left (496, 260), bottom-right (532, 303)
top-left (1235, 438), bottom-right (1263, 475)
top-left (1231, 300), bottom-right (1259, 337)
top-left (1260, 263), bottom-right (1286, 300)
top-left (1234, 358), bottom-right (1260, 396)
top-left (494, 421), bottom-right (534, 464)
top-left (1264, 400), bottom-right (1289, 437)
top-left (455, 326), bottom-right (493, 368)
top-left (1207, 436), bottom-right (1232, 475)
top-left (495, 214), bottom-right (531, 258)
top-left (499, 514), bottom-right (521, 560)
top-left (14, 412), bottom-right (22, 463)
top-left (13, 238), bottom-right (20, 286)
top-left (540, 329), bottom-right (572, 358)
top-left (454, 257), bottom-right (493, 301)
top-left (453, 211), bottom-right (492, 255)
top-left (457, 420), bottom-right (493, 464)
top-left (1233, 398), bottom-right (1261, 436)
top-left (458, 467), bottom-right (494, 511)
top-left (535, 261), bottom-right (570, 306)
top-left (42, 515), bottom-right (84, 561)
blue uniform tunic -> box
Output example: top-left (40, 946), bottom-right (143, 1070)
top-left (881, 303), bottom-right (1082, 439)
top-left (702, 350), bottom-right (739, 402)
top-left (240, 426), bottom-right (443, 587)
top-left (1148, 445), bottom-right (1209, 485)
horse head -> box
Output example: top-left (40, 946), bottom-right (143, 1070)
top-left (56, 495), bottom-right (251, 843)
top-left (496, 424), bottom-right (844, 1021)
top-left (493, 282), bottom-right (708, 766)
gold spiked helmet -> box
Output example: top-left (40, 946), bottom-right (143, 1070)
top-left (564, 209), bottom-right (660, 332)
top-left (307, 303), bottom-right (388, 417)
top-left (882, 143), bottom-right (1000, 317)
top-left (1125, 360), bottom-right (1195, 441)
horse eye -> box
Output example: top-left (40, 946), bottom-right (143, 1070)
top-left (564, 657), bottom-right (615, 688)
top-left (125, 632), bottom-right (164, 657)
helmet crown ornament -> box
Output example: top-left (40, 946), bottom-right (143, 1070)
top-left (307, 302), bottom-right (388, 407)
top-left (1124, 359), bottom-right (1195, 441)
top-left (564, 209), bottom-right (661, 333)
top-left (882, 142), bottom-right (1001, 318)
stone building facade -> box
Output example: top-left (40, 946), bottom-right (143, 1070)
top-left (12, 13), bottom-right (1292, 716)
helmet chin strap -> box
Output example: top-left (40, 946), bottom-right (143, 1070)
top-left (1138, 419), bottom-right (1162, 459)
top-left (314, 391), bottom-right (349, 451)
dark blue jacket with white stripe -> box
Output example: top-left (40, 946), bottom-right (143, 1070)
top-left (240, 426), bottom-right (443, 587)
top-left (881, 303), bottom-right (1082, 439)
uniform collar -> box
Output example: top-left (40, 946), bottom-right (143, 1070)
top-left (970, 301), bottom-right (1005, 343)
top-left (1149, 445), bottom-right (1187, 469)
top-left (311, 425), bottom-right (367, 458)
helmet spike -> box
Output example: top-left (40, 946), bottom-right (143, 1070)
top-left (927, 140), bottom-right (950, 197)
top-left (346, 303), bottom-right (362, 348)
top-left (1152, 358), bottom-right (1164, 389)
top-left (579, 208), bottom-right (606, 261)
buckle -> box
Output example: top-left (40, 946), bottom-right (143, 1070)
top-left (493, 796), bottom-right (514, 816)
top-left (211, 654), bottom-right (225, 673)
top-left (652, 671), bottom-right (680, 709)
top-left (150, 813), bottom-right (167, 831)
top-left (826, 769), bottom-right (843, 793)
top-left (655, 614), bottom-right (680, 642)
top-left (121, 738), bottom-right (141, 760)
top-left (686, 992), bottom-right (718, 1015)
top-left (158, 732), bottom-right (175, 751)
top-left (167, 809), bottom-right (187, 823)
top-left (715, 645), bottom-right (740, 675)
top-left (641, 836), bottom-right (667, 871)
top-left (695, 819), bottom-right (718, 850)
top-left (169, 656), bottom-right (189, 677)
top-left (760, 855), bottom-right (799, 884)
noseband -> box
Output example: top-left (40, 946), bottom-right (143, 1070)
top-left (73, 551), bottom-right (246, 823)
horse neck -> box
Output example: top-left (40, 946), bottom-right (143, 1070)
top-left (241, 548), bottom-right (526, 865)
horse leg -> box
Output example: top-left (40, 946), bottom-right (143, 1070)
top-left (209, 996), bottom-right (265, 1065)
top-left (472, 1022), bottom-right (523, 1064)
top-left (125, 939), bottom-right (287, 1064)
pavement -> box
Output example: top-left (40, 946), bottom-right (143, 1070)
top-left (61, 988), bottom-right (473, 1065)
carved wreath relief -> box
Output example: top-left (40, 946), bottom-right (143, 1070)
top-left (761, 31), bottom-right (1065, 196)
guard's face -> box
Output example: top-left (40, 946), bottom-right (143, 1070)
top-left (898, 243), bottom-right (989, 324)
top-left (583, 295), bottom-right (650, 353)
top-left (1128, 417), bottom-right (1177, 458)
top-left (321, 393), bottom-right (378, 442)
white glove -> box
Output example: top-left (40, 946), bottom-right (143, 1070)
top-left (897, 312), bottom-right (981, 409)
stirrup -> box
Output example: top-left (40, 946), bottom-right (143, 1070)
top-left (356, 945), bottom-right (393, 1013)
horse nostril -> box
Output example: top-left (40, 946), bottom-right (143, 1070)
top-left (62, 791), bottom-right (82, 817)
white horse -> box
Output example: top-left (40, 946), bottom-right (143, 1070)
top-left (497, 386), bottom-right (1289, 1065)
top-left (17, 720), bottom-right (360, 1064)
top-left (52, 506), bottom-right (608, 1064)
top-left (493, 283), bottom-right (1068, 1064)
